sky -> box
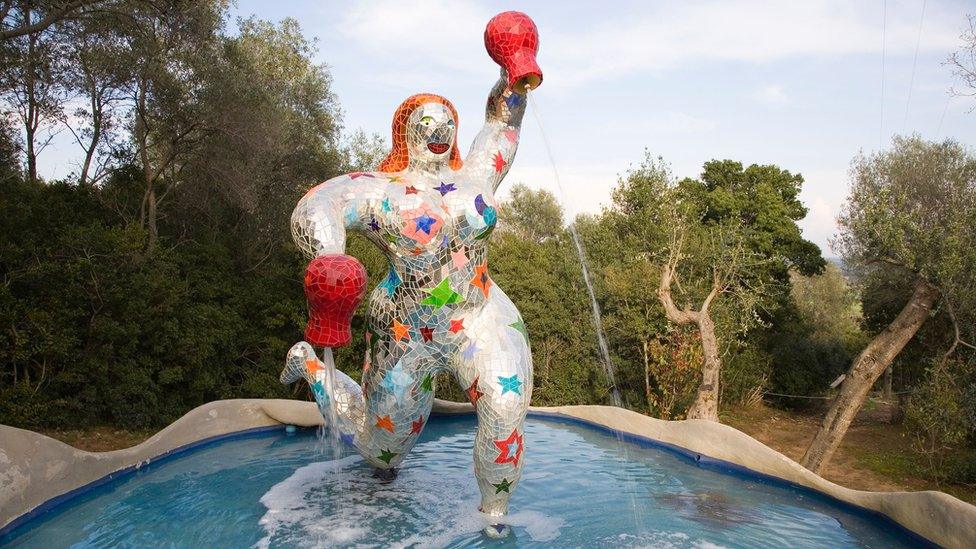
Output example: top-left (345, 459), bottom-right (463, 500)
top-left (37, 0), bottom-right (976, 254)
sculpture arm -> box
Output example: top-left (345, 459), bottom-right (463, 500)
top-left (464, 71), bottom-right (526, 191)
top-left (291, 173), bottom-right (385, 258)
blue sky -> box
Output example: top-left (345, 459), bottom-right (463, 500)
top-left (40, 0), bottom-right (976, 253)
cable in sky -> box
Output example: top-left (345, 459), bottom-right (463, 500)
top-left (903, 0), bottom-right (927, 129)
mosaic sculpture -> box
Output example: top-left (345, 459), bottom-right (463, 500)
top-left (280, 11), bottom-right (542, 523)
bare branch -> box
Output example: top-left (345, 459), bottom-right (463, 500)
top-left (0, 0), bottom-right (103, 41)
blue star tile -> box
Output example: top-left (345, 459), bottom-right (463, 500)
top-left (498, 374), bottom-right (523, 396)
top-left (415, 213), bottom-right (437, 234)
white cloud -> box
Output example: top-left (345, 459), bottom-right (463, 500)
top-left (329, 0), bottom-right (963, 89)
top-left (755, 84), bottom-right (791, 106)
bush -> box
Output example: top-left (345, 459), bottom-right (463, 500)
top-left (905, 357), bottom-right (976, 485)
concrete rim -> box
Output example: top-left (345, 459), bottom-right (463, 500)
top-left (1, 398), bottom-right (973, 547)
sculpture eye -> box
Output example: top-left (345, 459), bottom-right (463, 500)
top-left (420, 116), bottom-right (434, 126)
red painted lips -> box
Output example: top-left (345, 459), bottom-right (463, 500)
top-left (427, 143), bottom-right (449, 154)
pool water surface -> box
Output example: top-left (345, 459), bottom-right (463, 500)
top-left (1, 414), bottom-right (926, 547)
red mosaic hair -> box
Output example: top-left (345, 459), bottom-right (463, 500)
top-left (378, 93), bottom-right (463, 173)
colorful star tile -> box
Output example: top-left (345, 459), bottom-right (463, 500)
top-left (451, 247), bottom-right (469, 268)
top-left (420, 373), bottom-right (434, 392)
top-left (404, 185), bottom-right (420, 195)
top-left (420, 326), bottom-right (434, 342)
top-left (448, 318), bottom-right (465, 333)
top-left (494, 429), bottom-right (524, 466)
top-left (400, 206), bottom-right (443, 245)
top-left (392, 319), bottom-right (411, 343)
top-left (375, 414), bottom-right (395, 434)
top-left (379, 266), bottom-right (402, 297)
top-left (415, 213), bottom-right (437, 234)
top-left (381, 363), bottom-right (413, 404)
top-left (421, 278), bottom-right (464, 310)
top-left (498, 374), bottom-right (523, 396)
top-left (462, 341), bottom-right (480, 360)
top-left (492, 478), bottom-right (513, 494)
top-left (493, 151), bottom-right (506, 173)
top-left (503, 128), bottom-right (518, 143)
top-left (305, 358), bottom-right (324, 375)
top-left (504, 93), bottom-right (522, 109)
top-left (368, 217), bottom-right (381, 231)
top-left (434, 181), bottom-right (457, 195)
top-left (411, 416), bottom-right (425, 434)
top-left (466, 377), bottom-right (484, 404)
top-left (470, 263), bottom-right (492, 298)
top-left (378, 448), bottom-right (397, 464)
top-left (509, 319), bottom-right (529, 343)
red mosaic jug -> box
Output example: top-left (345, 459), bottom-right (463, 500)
top-left (304, 254), bottom-right (367, 347)
top-left (485, 11), bottom-right (543, 92)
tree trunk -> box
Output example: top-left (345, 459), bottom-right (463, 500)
top-left (657, 263), bottom-right (722, 422)
top-left (800, 277), bottom-right (940, 474)
top-left (686, 314), bottom-right (720, 421)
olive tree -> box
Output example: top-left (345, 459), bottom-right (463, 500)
top-left (801, 136), bottom-right (976, 474)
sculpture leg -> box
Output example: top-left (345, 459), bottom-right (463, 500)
top-left (455, 291), bottom-right (533, 518)
top-left (356, 339), bottom-right (437, 471)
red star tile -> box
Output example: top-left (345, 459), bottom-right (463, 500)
top-left (494, 429), bottom-right (524, 466)
top-left (405, 185), bottom-right (420, 195)
top-left (449, 319), bottom-right (465, 333)
top-left (466, 377), bottom-right (484, 405)
top-left (411, 416), bottom-right (425, 434)
top-left (493, 151), bottom-right (506, 173)
top-left (420, 326), bottom-right (434, 342)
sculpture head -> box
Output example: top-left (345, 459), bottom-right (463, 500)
top-left (378, 93), bottom-right (463, 173)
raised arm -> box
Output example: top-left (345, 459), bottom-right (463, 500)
top-left (463, 73), bottom-right (527, 190)
top-left (291, 173), bottom-right (385, 258)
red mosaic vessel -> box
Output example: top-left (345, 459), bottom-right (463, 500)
top-left (485, 11), bottom-right (542, 92)
top-left (304, 254), bottom-right (367, 347)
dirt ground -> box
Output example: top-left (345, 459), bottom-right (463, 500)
top-left (38, 402), bottom-right (975, 505)
top-left (722, 402), bottom-right (976, 505)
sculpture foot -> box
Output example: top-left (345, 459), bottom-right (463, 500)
top-left (483, 523), bottom-right (511, 539)
top-left (372, 467), bottom-right (397, 482)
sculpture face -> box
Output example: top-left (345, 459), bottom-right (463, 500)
top-left (405, 102), bottom-right (456, 168)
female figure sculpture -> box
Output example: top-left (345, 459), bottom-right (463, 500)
top-left (280, 12), bottom-right (542, 520)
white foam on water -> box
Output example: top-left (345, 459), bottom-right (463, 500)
top-left (255, 456), bottom-right (564, 548)
top-left (607, 531), bottom-right (728, 549)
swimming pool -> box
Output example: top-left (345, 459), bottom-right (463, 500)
top-left (0, 414), bottom-right (928, 547)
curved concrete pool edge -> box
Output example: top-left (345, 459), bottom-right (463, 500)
top-left (1, 399), bottom-right (973, 547)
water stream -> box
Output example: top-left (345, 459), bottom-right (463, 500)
top-left (527, 92), bottom-right (621, 407)
top-left (527, 91), bottom-right (640, 526)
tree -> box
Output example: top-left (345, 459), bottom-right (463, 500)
top-left (0, 1), bottom-right (69, 184)
top-left (602, 154), bottom-right (778, 421)
top-left (801, 136), bottom-right (976, 474)
top-left (0, 0), bottom-right (105, 41)
top-left (948, 15), bottom-right (975, 102)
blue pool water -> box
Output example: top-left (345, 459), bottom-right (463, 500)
top-left (2, 414), bottom-right (925, 547)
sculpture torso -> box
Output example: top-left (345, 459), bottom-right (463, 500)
top-left (294, 161), bottom-right (503, 354)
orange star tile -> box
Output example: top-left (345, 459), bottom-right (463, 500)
top-left (305, 359), bottom-right (324, 375)
top-left (375, 414), bottom-right (395, 433)
top-left (392, 319), bottom-right (411, 343)
top-left (470, 263), bottom-right (492, 298)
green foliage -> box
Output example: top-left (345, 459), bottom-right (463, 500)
top-left (905, 357), bottom-right (976, 484)
top-left (764, 264), bottom-right (867, 405)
